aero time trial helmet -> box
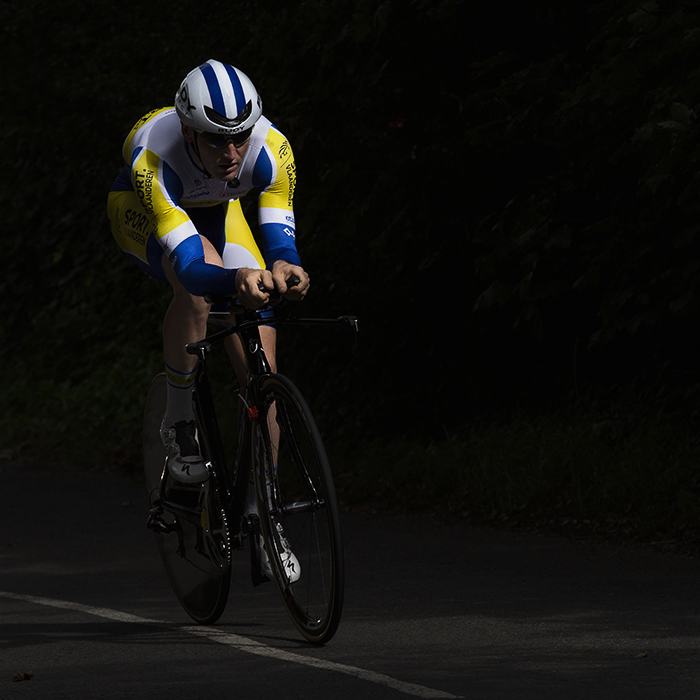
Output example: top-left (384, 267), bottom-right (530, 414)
top-left (175, 60), bottom-right (262, 138)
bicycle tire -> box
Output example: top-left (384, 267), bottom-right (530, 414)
top-left (143, 373), bottom-right (231, 624)
top-left (252, 374), bottom-right (344, 644)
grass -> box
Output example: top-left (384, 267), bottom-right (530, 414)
top-left (5, 355), bottom-right (700, 556)
top-left (329, 404), bottom-right (700, 555)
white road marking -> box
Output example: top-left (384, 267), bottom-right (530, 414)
top-left (0, 591), bottom-right (165, 624)
top-left (0, 591), bottom-right (462, 699)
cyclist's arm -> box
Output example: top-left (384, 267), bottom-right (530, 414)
top-left (254, 133), bottom-right (308, 300)
top-left (131, 146), bottom-right (240, 297)
top-left (255, 132), bottom-right (302, 268)
top-left (172, 238), bottom-right (240, 297)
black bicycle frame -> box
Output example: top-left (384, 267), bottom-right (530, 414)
top-left (180, 310), bottom-right (358, 543)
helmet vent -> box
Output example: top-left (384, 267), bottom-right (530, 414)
top-left (179, 87), bottom-right (197, 112)
top-left (204, 101), bottom-right (252, 129)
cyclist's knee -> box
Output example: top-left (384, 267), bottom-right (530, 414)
top-left (175, 286), bottom-right (212, 315)
top-left (162, 253), bottom-right (213, 318)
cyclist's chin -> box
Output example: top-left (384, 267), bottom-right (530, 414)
top-left (215, 163), bottom-right (240, 181)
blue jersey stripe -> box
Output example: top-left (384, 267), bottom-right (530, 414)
top-left (252, 148), bottom-right (273, 189)
top-left (200, 63), bottom-right (226, 116)
top-left (162, 160), bottom-right (184, 203)
top-left (222, 64), bottom-right (246, 117)
top-left (130, 145), bottom-right (144, 167)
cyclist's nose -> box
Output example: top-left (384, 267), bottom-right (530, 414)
top-left (222, 142), bottom-right (238, 156)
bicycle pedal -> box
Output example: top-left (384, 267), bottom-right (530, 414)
top-left (146, 512), bottom-right (176, 534)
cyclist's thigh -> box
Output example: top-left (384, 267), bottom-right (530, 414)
top-left (108, 189), bottom-right (167, 281)
top-left (222, 199), bottom-right (266, 270)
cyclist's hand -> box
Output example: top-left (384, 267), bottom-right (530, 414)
top-left (235, 268), bottom-right (273, 309)
top-left (271, 260), bottom-right (310, 301)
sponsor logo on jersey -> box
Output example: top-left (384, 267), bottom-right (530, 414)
top-left (134, 168), bottom-right (155, 214)
top-left (279, 139), bottom-right (291, 160)
top-left (285, 161), bottom-right (296, 207)
top-left (125, 208), bottom-right (149, 233)
top-left (187, 187), bottom-right (212, 199)
top-left (125, 229), bottom-right (146, 246)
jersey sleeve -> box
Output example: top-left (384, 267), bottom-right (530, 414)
top-left (130, 145), bottom-right (196, 260)
top-left (255, 130), bottom-right (302, 267)
top-left (130, 145), bottom-right (237, 296)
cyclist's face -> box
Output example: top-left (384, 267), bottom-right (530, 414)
top-left (182, 125), bottom-right (251, 181)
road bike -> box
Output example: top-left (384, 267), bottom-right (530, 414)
top-left (142, 289), bottom-right (357, 644)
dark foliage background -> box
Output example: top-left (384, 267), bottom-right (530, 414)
top-left (3, 0), bottom-right (700, 521)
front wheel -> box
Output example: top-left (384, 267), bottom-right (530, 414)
top-left (252, 374), bottom-right (344, 644)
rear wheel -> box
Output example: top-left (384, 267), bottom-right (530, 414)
top-left (252, 374), bottom-right (344, 644)
top-left (143, 374), bottom-right (231, 624)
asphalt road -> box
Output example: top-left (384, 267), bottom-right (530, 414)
top-left (1, 461), bottom-right (700, 699)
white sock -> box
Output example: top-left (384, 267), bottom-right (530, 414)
top-left (163, 364), bottom-right (196, 426)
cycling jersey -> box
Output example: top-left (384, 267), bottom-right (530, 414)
top-left (108, 108), bottom-right (300, 296)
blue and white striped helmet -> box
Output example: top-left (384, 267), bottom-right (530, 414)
top-left (175, 59), bottom-right (262, 135)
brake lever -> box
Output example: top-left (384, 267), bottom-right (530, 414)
top-left (337, 315), bottom-right (360, 354)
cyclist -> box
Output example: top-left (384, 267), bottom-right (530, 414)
top-left (108, 60), bottom-right (310, 487)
